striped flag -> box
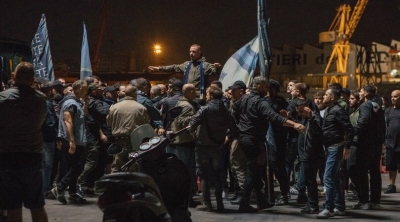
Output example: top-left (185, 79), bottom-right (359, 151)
top-left (219, 37), bottom-right (259, 91)
top-left (219, 0), bottom-right (272, 90)
top-left (80, 22), bottom-right (92, 79)
top-left (31, 14), bottom-right (54, 81)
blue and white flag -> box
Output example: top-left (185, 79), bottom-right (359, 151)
top-left (219, 0), bottom-right (272, 90)
top-left (219, 37), bottom-right (259, 91)
top-left (31, 14), bottom-right (54, 81)
top-left (80, 22), bottom-right (92, 80)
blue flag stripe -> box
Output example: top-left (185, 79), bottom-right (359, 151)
top-left (232, 44), bottom-right (258, 71)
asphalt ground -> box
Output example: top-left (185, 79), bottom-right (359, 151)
top-left (20, 173), bottom-right (400, 222)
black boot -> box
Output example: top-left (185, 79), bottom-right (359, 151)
top-left (216, 198), bottom-right (224, 212)
top-left (296, 193), bottom-right (308, 203)
top-left (238, 200), bottom-right (258, 213)
top-left (256, 197), bottom-right (274, 210)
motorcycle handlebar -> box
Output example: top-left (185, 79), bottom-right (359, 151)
top-left (166, 126), bottom-right (191, 139)
top-left (121, 126), bottom-right (192, 172)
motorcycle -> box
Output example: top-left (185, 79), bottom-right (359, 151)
top-left (95, 107), bottom-right (192, 222)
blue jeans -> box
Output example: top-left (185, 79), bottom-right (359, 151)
top-left (323, 144), bottom-right (345, 211)
top-left (167, 142), bottom-right (196, 199)
top-left (42, 142), bottom-right (55, 193)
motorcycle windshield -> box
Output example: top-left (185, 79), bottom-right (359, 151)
top-left (130, 124), bottom-right (157, 151)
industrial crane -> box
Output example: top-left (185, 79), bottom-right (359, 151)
top-left (91, 0), bottom-right (109, 72)
top-left (319, 0), bottom-right (368, 89)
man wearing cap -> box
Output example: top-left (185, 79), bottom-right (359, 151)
top-left (225, 80), bottom-right (248, 205)
top-left (104, 85), bottom-right (118, 104)
top-left (107, 84), bottom-right (150, 172)
top-left (232, 76), bottom-right (306, 213)
top-left (148, 44), bottom-right (221, 101)
top-left (52, 80), bottom-right (65, 95)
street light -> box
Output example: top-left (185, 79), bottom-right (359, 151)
top-left (154, 44), bottom-right (161, 54)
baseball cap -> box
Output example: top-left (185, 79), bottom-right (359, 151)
top-left (229, 80), bottom-right (247, 90)
top-left (342, 88), bottom-right (350, 96)
top-left (269, 79), bottom-right (281, 92)
top-left (53, 80), bottom-right (63, 88)
top-left (87, 83), bottom-right (99, 93)
top-left (104, 85), bottom-right (118, 93)
top-left (171, 79), bottom-right (183, 90)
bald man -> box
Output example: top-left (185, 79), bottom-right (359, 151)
top-left (384, 90), bottom-right (400, 194)
top-left (107, 84), bottom-right (150, 173)
top-left (168, 83), bottom-right (200, 207)
top-left (157, 84), bottom-right (167, 98)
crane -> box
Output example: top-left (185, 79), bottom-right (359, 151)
top-left (91, 0), bottom-right (109, 72)
top-left (319, 0), bottom-right (368, 89)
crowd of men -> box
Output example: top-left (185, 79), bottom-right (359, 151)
top-left (1, 44), bottom-right (400, 221)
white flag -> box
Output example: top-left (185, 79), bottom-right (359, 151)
top-left (219, 37), bottom-right (259, 91)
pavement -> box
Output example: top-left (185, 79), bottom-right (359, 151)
top-left (21, 173), bottom-right (400, 222)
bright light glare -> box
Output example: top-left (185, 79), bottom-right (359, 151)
top-left (391, 69), bottom-right (399, 77)
top-left (154, 44), bottom-right (161, 54)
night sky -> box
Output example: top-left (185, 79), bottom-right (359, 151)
top-left (1, 0), bottom-right (399, 70)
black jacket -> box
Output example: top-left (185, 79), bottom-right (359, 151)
top-left (322, 103), bottom-right (354, 148)
top-left (189, 99), bottom-right (236, 145)
top-left (232, 90), bottom-right (287, 140)
top-left (298, 112), bottom-right (324, 161)
top-left (161, 91), bottom-right (183, 129)
top-left (137, 91), bottom-right (163, 129)
top-left (101, 98), bottom-right (114, 141)
top-left (86, 97), bottom-right (109, 143)
top-left (287, 98), bottom-right (319, 135)
top-left (42, 99), bottom-right (58, 142)
top-left (354, 100), bottom-right (385, 150)
top-left (385, 107), bottom-right (400, 151)
top-left (266, 95), bottom-right (289, 149)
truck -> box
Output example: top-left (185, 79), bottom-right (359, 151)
top-left (0, 36), bottom-right (32, 90)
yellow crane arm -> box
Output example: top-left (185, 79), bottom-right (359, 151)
top-left (346, 0), bottom-right (369, 40)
